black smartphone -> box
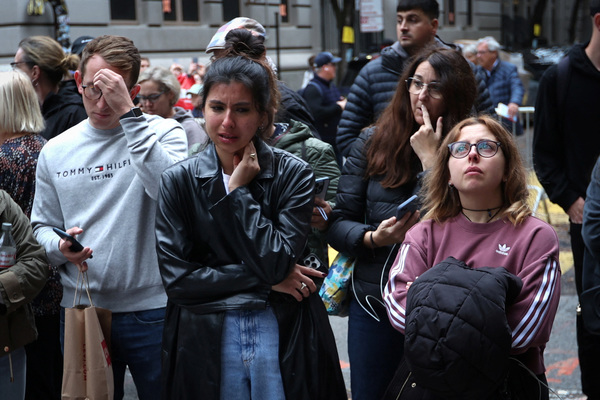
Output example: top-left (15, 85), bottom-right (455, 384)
top-left (303, 253), bottom-right (328, 274)
top-left (52, 227), bottom-right (93, 258)
top-left (192, 57), bottom-right (199, 63)
top-left (314, 177), bottom-right (330, 200)
top-left (303, 252), bottom-right (327, 287)
top-left (396, 194), bottom-right (419, 219)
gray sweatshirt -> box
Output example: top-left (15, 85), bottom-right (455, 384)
top-left (31, 114), bottom-right (188, 312)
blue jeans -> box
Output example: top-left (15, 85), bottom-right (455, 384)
top-left (220, 306), bottom-right (285, 400)
top-left (0, 347), bottom-right (26, 399)
top-left (348, 297), bottom-right (404, 400)
top-left (61, 307), bottom-right (164, 400)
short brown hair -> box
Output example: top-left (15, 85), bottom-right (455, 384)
top-left (421, 115), bottom-right (531, 225)
top-left (79, 35), bottom-right (141, 88)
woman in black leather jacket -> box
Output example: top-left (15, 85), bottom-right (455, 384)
top-left (156, 49), bottom-right (346, 399)
top-left (327, 48), bottom-right (477, 400)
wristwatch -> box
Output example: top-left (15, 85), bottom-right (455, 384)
top-left (120, 107), bottom-right (143, 120)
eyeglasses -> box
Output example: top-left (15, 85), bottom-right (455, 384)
top-left (476, 50), bottom-right (490, 55)
top-left (138, 91), bottom-right (166, 103)
top-left (10, 61), bottom-right (33, 70)
top-left (448, 140), bottom-right (502, 159)
top-left (405, 77), bottom-right (443, 99)
top-left (81, 84), bottom-right (102, 100)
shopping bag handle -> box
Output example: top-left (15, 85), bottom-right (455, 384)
top-left (73, 270), bottom-right (94, 307)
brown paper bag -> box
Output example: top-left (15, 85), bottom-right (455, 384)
top-left (62, 271), bottom-right (114, 400)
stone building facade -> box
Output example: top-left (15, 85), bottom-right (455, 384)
top-left (0, 0), bottom-right (586, 89)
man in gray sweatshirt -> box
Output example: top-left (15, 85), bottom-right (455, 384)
top-left (30, 35), bottom-right (188, 399)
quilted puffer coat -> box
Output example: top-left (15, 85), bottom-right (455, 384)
top-left (404, 257), bottom-right (522, 399)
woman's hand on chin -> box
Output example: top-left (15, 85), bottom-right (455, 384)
top-left (228, 142), bottom-right (261, 191)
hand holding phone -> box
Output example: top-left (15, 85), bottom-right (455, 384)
top-left (302, 253), bottom-right (327, 287)
top-left (396, 195), bottom-right (419, 219)
top-left (303, 253), bottom-right (328, 275)
top-left (52, 228), bottom-right (93, 258)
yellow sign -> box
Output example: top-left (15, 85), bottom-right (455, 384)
top-left (533, 24), bottom-right (541, 37)
top-left (342, 26), bottom-right (355, 44)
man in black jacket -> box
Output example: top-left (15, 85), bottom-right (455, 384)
top-left (302, 52), bottom-right (347, 165)
top-left (533, 2), bottom-right (600, 398)
top-left (336, 0), bottom-right (493, 157)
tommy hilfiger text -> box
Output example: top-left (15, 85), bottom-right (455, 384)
top-left (55, 159), bottom-right (131, 179)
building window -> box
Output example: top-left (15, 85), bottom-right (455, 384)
top-left (164, 0), bottom-right (200, 22)
top-left (279, 0), bottom-right (289, 23)
top-left (111, 0), bottom-right (136, 20)
top-left (222, 0), bottom-right (240, 22)
top-left (467, 0), bottom-right (472, 26)
top-left (182, 0), bottom-right (199, 21)
top-left (447, 0), bottom-right (455, 26)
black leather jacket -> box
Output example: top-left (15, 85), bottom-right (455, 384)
top-left (156, 140), bottom-right (346, 399)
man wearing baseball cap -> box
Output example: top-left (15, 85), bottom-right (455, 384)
top-left (301, 51), bottom-right (346, 166)
top-left (70, 35), bottom-right (94, 58)
top-left (186, 83), bottom-right (203, 118)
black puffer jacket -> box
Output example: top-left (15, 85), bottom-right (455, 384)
top-left (328, 127), bottom-right (422, 319)
top-left (336, 39), bottom-right (494, 157)
top-left (404, 257), bottom-right (523, 399)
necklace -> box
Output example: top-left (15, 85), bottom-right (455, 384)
top-left (461, 206), bottom-right (503, 223)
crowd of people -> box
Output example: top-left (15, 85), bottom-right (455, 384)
top-left (2, 0), bottom-right (600, 399)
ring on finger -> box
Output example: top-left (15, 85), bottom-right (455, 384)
top-left (300, 282), bottom-right (307, 290)
top-left (249, 153), bottom-right (257, 160)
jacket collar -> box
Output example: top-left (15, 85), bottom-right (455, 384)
top-left (489, 58), bottom-right (501, 75)
top-left (313, 74), bottom-right (332, 86)
top-left (383, 37), bottom-right (450, 75)
top-left (193, 138), bottom-right (275, 181)
top-left (381, 44), bottom-right (406, 74)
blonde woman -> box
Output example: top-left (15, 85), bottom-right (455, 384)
top-left (0, 71), bottom-right (46, 215)
top-left (0, 70), bottom-right (57, 399)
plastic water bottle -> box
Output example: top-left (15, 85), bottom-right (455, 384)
top-left (0, 223), bottom-right (16, 269)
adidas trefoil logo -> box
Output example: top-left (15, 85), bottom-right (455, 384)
top-left (496, 244), bottom-right (511, 256)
